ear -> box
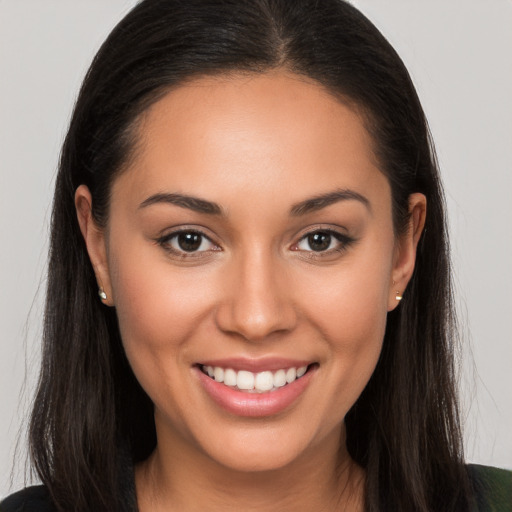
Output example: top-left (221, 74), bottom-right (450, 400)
top-left (75, 185), bottom-right (114, 306)
top-left (387, 193), bottom-right (427, 311)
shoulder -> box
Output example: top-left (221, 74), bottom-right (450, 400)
top-left (0, 485), bottom-right (56, 512)
top-left (468, 464), bottom-right (512, 511)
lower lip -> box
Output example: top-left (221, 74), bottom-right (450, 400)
top-left (195, 366), bottom-right (316, 417)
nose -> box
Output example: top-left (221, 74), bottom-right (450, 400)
top-left (214, 249), bottom-right (297, 342)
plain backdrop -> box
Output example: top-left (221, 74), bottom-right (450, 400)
top-left (1, 0), bottom-right (511, 496)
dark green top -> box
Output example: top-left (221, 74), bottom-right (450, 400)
top-left (468, 465), bottom-right (512, 511)
top-left (1, 464), bottom-right (511, 511)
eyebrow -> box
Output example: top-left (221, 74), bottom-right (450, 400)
top-left (139, 193), bottom-right (223, 215)
top-left (139, 188), bottom-right (370, 217)
top-left (289, 189), bottom-right (371, 216)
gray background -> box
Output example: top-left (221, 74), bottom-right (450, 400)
top-left (1, 0), bottom-right (511, 496)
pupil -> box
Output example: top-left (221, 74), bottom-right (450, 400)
top-left (178, 232), bottom-right (202, 252)
top-left (308, 232), bottom-right (331, 251)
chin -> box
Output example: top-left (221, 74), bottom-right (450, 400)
top-left (193, 420), bottom-right (332, 474)
top-left (207, 439), bottom-right (308, 473)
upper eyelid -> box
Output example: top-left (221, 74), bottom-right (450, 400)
top-left (295, 225), bottom-right (350, 241)
top-left (158, 226), bottom-right (216, 242)
top-left (300, 228), bottom-right (347, 237)
top-left (156, 228), bottom-right (219, 251)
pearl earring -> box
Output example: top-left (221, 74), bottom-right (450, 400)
top-left (395, 291), bottom-right (403, 301)
top-left (98, 287), bottom-right (107, 301)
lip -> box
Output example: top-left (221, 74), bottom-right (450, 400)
top-left (197, 357), bottom-right (313, 373)
top-left (194, 361), bottom-right (317, 417)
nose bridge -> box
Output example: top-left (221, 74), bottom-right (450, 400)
top-left (215, 244), bottom-right (296, 341)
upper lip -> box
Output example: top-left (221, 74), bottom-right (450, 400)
top-left (196, 357), bottom-right (314, 373)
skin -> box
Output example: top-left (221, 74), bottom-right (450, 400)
top-left (76, 71), bottom-right (426, 511)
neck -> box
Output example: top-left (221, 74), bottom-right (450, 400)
top-left (135, 424), bottom-right (365, 512)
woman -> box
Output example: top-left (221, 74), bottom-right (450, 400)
top-left (1, 0), bottom-right (510, 510)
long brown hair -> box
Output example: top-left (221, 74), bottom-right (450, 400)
top-left (30, 0), bottom-right (471, 510)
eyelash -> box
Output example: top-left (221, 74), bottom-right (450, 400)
top-left (292, 229), bottom-right (355, 258)
top-left (155, 229), bottom-right (220, 259)
top-left (155, 228), bottom-right (355, 259)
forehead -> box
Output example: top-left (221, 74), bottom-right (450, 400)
top-left (115, 71), bottom-right (388, 212)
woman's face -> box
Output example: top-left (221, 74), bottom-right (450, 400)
top-left (78, 71), bottom-right (424, 472)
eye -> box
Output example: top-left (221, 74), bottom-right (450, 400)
top-left (157, 230), bottom-right (219, 255)
top-left (294, 229), bottom-right (352, 253)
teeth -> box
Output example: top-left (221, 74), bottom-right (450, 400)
top-left (254, 371), bottom-right (273, 391)
top-left (201, 364), bottom-right (310, 392)
top-left (213, 367), bottom-right (224, 382)
top-left (224, 368), bottom-right (237, 387)
top-left (273, 369), bottom-right (286, 388)
top-left (237, 370), bottom-right (255, 390)
top-left (285, 367), bottom-right (296, 383)
top-left (296, 366), bottom-right (307, 377)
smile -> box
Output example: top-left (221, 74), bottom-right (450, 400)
top-left (195, 361), bottom-right (317, 417)
top-left (200, 365), bottom-right (309, 393)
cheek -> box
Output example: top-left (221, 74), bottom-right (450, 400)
top-left (107, 242), bottom-right (219, 433)
top-left (300, 247), bottom-right (392, 344)
top-left (296, 245), bottom-right (392, 408)
top-left (108, 237), bottom-right (216, 361)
